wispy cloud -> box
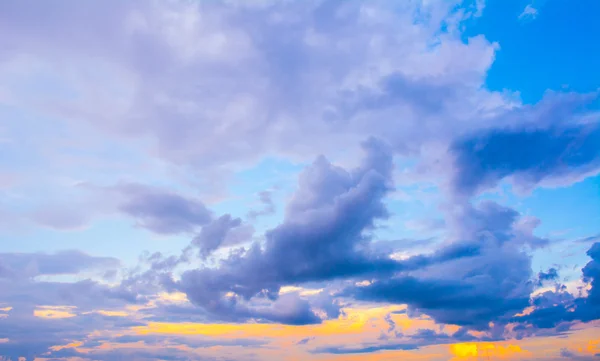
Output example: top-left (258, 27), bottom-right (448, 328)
top-left (519, 4), bottom-right (539, 20)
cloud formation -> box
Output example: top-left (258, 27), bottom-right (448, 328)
top-left (348, 200), bottom-right (547, 329)
top-left (115, 183), bottom-right (213, 234)
top-left (0, 1), bottom-right (599, 360)
top-left (451, 121), bottom-right (600, 197)
top-left (0, 250), bottom-right (120, 279)
top-left (177, 138), bottom-right (398, 323)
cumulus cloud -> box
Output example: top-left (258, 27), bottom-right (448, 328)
top-left (170, 138), bottom-right (516, 326)
top-left (177, 138), bottom-right (398, 322)
top-left (348, 201), bottom-right (548, 329)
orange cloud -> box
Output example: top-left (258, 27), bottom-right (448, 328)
top-left (450, 342), bottom-right (530, 360)
top-left (0, 306), bottom-right (12, 319)
top-left (34, 306), bottom-right (77, 319)
top-left (133, 305), bottom-right (411, 341)
top-left (575, 338), bottom-right (600, 355)
top-left (87, 310), bottom-right (129, 317)
top-left (50, 341), bottom-right (83, 352)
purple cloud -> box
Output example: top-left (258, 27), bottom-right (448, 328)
top-left (451, 119), bottom-right (600, 197)
top-left (115, 183), bottom-right (212, 235)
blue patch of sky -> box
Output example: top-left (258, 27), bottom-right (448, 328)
top-left (463, 0), bottom-right (600, 104)
top-left (0, 218), bottom-right (191, 267)
top-left (211, 157), bottom-right (306, 234)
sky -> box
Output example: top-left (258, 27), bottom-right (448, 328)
top-left (0, 0), bottom-right (599, 360)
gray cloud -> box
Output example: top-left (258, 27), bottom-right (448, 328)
top-left (177, 138), bottom-right (398, 323)
top-left (347, 200), bottom-right (547, 329)
top-left (191, 214), bottom-right (253, 259)
top-left (0, 0), bottom-right (509, 169)
top-left (450, 120), bottom-right (600, 197)
top-left (115, 183), bottom-right (212, 234)
top-left (0, 250), bottom-right (120, 279)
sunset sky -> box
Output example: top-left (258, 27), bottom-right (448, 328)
top-left (1, 0), bottom-right (600, 360)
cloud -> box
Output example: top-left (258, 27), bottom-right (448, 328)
top-left (173, 139), bottom-right (514, 326)
top-left (559, 348), bottom-right (600, 361)
top-left (297, 337), bottom-right (313, 345)
top-left (450, 120), bottom-right (600, 197)
top-left (0, 1), bottom-right (599, 360)
top-left (314, 342), bottom-right (419, 354)
top-left (537, 268), bottom-right (559, 286)
top-left (512, 242), bottom-right (600, 332)
top-left (576, 233), bottom-right (600, 244)
top-left (311, 327), bottom-right (488, 355)
top-left (519, 4), bottom-right (538, 20)
top-left (0, 0), bottom-right (508, 169)
top-left (347, 201), bottom-right (547, 329)
top-left (190, 214), bottom-right (253, 259)
top-left (582, 242), bottom-right (600, 304)
top-left (22, 182), bottom-right (215, 234)
top-left (115, 183), bottom-right (212, 235)
top-left (176, 138), bottom-right (398, 323)
top-left (29, 207), bottom-right (94, 231)
top-left (0, 250), bottom-right (120, 279)
top-left (247, 190), bottom-right (276, 220)
top-left (0, 291), bottom-right (145, 361)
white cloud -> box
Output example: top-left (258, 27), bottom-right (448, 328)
top-left (0, 0), bottom-right (510, 170)
top-left (519, 4), bottom-right (539, 20)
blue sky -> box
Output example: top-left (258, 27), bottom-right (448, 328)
top-left (467, 0), bottom-right (600, 103)
top-left (0, 1), bottom-right (599, 360)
